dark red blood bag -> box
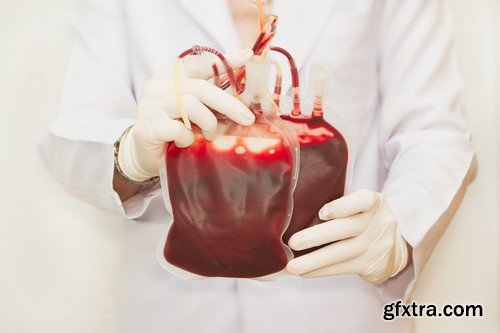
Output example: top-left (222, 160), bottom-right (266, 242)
top-left (280, 63), bottom-right (350, 256)
top-left (159, 58), bottom-right (299, 279)
top-left (280, 112), bottom-right (348, 256)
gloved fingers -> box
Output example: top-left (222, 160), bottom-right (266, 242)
top-left (183, 48), bottom-right (254, 79)
top-left (288, 215), bottom-right (370, 251)
top-left (148, 112), bottom-right (195, 148)
top-left (162, 95), bottom-right (218, 141)
top-left (185, 79), bottom-right (255, 126)
top-left (169, 122), bottom-right (195, 148)
top-left (300, 257), bottom-right (363, 278)
top-left (319, 189), bottom-right (380, 221)
top-left (286, 237), bottom-right (364, 275)
top-left (181, 95), bottom-right (218, 140)
top-left (149, 49), bottom-right (253, 82)
top-left (300, 246), bottom-right (401, 283)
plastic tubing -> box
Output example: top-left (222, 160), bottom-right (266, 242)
top-left (219, 15), bottom-right (278, 91)
top-left (269, 46), bottom-right (301, 116)
top-left (254, 0), bottom-right (266, 30)
top-left (174, 45), bottom-right (242, 129)
top-left (173, 58), bottom-right (191, 130)
top-left (271, 60), bottom-right (283, 107)
top-left (307, 62), bottom-right (334, 117)
top-left (212, 62), bottom-right (220, 88)
top-left (178, 45), bottom-right (241, 95)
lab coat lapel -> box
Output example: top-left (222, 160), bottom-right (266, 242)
top-left (176, 0), bottom-right (241, 52)
top-left (272, 0), bottom-right (343, 91)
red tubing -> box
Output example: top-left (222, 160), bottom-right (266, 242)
top-left (212, 63), bottom-right (220, 87)
top-left (178, 45), bottom-right (243, 94)
top-left (274, 81), bottom-right (282, 106)
top-left (217, 31), bottom-right (266, 91)
top-left (220, 15), bottom-right (278, 91)
top-left (269, 46), bottom-right (301, 115)
top-left (269, 46), bottom-right (299, 88)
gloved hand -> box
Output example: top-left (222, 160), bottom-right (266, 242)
top-left (118, 49), bottom-right (255, 181)
top-left (286, 189), bottom-right (409, 284)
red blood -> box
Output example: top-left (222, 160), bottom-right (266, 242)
top-left (280, 114), bottom-right (348, 256)
top-left (163, 116), bottom-right (293, 278)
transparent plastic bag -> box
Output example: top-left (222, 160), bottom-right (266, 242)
top-left (278, 63), bottom-right (353, 256)
top-left (158, 57), bottom-right (299, 279)
top-left (156, 0), bottom-right (355, 274)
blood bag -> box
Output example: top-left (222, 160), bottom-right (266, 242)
top-left (157, 0), bottom-right (352, 277)
top-left (279, 63), bottom-right (350, 256)
top-left (159, 57), bottom-right (299, 279)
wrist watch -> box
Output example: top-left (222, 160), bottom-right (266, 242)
top-left (113, 126), bottom-right (160, 185)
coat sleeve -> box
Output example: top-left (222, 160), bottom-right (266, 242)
top-left (375, 0), bottom-right (474, 301)
top-left (39, 0), bottom-right (161, 219)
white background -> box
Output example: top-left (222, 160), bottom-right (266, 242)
top-left (0, 0), bottom-right (498, 332)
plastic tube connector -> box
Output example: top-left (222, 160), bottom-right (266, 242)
top-left (244, 56), bottom-right (272, 113)
top-left (307, 62), bottom-right (333, 117)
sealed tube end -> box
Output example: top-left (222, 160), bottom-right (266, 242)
top-left (307, 62), bottom-right (333, 117)
top-left (244, 56), bottom-right (271, 113)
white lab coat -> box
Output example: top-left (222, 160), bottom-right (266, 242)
top-left (39, 0), bottom-right (474, 332)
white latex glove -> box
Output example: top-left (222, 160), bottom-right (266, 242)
top-left (286, 189), bottom-right (409, 284)
top-left (118, 49), bottom-right (255, 181)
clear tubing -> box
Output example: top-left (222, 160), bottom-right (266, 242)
top-left (174, 45), bottom-right (242, 129)
top-left (307, 62), bottom-right (333, 118)
top-left (272, 60), bottom-right (283, 107)
top-left (269, 46), bottom-right (301, 116)
top-left (219, 15), bottom-right (278, 91)
top-left (254, 0), bottom-right (265, 30)
top-left (178, 45), bottom-right (241, 94)
top-left (173, 58), bottom-right (191, 130)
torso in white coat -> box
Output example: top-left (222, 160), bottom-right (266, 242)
top-left (41, 0), bottom-right (475, 332)
top-left (120, 1), bottom-right (402, 332)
